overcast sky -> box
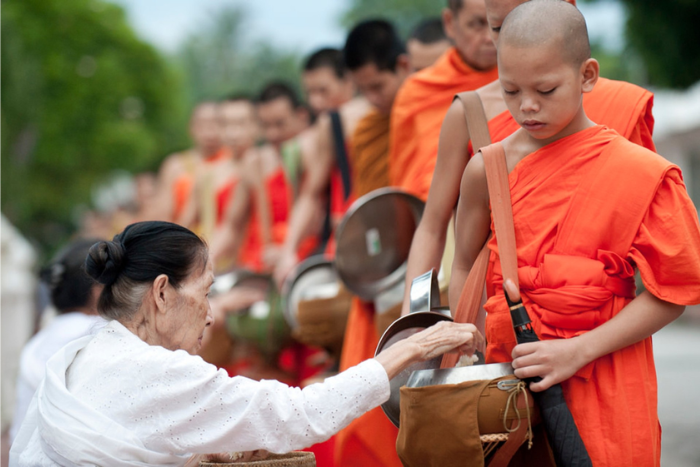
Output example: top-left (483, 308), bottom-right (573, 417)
top-left (110, 0), bottom-right (626, 55)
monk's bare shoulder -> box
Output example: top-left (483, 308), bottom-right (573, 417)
top-left (476, 80), bottom-right (508, 120)
top-left (460, 151), bottom-right (489, 207)
top-left (340, 97), bottom-right (372, 136)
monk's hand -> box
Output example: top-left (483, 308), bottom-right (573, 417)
top-left (511, 337), bottom-right (586, 392)
top-left (273, 250), bottom-right (299, 288)
top-left (407, 321), bottom-right (485, 361)
top-left (262, 244), bottom-right (282, 269)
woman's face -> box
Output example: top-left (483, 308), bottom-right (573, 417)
top-left (162, 258), bottom-right (215, 354)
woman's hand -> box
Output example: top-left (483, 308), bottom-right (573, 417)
top-left (375, 321), bottom-right (484, 380)
top-left (511, 337), bottom-right (586, 392)
top-left (407, 321), bottom-right (485, 361)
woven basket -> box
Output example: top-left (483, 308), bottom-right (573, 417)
top-left (200, 452), bottom-right (316, 467)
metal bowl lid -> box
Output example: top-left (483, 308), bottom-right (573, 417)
top-left (281, 255), bottom-right (340, 330)
top-left (334, 188), bottom-right (424, 301)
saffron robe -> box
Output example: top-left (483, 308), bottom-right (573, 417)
top-left (481, 125), bottom-right (700, 466)
top-left (239, 168), bottom-right (291, 272)
top-left (349, 109), bottom-right (391, 198)
top-left (335, 300), bottom-right (402, 467)
top-left (335, 109), bottom-right (401, 467)
top-left (389, 47), bottom-right (498, 200)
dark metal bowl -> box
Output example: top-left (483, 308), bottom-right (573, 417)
top-left (334, 188), bottom-right (424, 301)
top-left (374, 310), bottom-right (453, 427)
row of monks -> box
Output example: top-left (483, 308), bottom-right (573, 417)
top-left (126, 1), bottom-right (700, 466)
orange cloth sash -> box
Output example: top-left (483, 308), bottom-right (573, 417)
top-left (482, 125), bottom-right (700, 465)
top-left (335, 298), bottom-right (402, 467)
top-left (389, 47), bottom-right (499, 200)
top-left (350, 109), bottom-right (391, 198)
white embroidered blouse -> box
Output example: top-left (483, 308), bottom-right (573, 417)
top-left (10, 320), bottom-right (390, 466)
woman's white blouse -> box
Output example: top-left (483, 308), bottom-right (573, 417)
top-left (11, 320), bottom-right (390, 466)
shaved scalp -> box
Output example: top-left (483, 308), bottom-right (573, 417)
top-left (344, 20), bottom-right (406, 72)
top-left (258, 81), bottom-right (301, 108)
top-left (304, 48), bottom-right (345, 78)
top-left (448, 0), bottom-right (463, 12)
top-left (500, 0), bottom-right (590, 67)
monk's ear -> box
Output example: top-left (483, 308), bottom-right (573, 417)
top-left (580, 58), bottom-right (599, 94)
top-left (395, 54), bottom-right (411, 76)
top-left (442, 8), bottom-right (456, 41)
top-left (151, 274), bottom-right (171, 315)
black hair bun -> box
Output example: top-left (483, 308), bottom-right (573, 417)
top-left (85, 241), bottom-right (126, 286)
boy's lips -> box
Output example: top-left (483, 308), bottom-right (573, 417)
top-left (522, 120), bottom-right (545, 131)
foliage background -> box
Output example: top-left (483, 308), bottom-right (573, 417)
top-left (2, 0), bottom-right (698, 258)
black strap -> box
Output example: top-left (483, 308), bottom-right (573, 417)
top-left (316, 111), bottom-right (352, 253)
top-left (330, 111), bottom-right (352, 200)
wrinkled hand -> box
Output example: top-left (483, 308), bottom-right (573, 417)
top-left (273, 251), bottom-right (299, 288)
top-left (407, 321), bottom-right (485, 361)
top-left (511, 337), bottom-right (586, 392)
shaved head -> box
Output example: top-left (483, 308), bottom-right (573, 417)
top-left (500, 0), bottom-right (590, 67)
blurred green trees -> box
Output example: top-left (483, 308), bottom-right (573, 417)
top-left (341, 0), bottom-right (442, 38)
top-left (176, 6), bottom-right (302, 107)
top-left (1, 0), bottom-right (188, 253)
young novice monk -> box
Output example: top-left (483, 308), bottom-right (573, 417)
top-left (450, 1), bottom-right (700, 465)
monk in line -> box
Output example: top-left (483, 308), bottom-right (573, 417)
top-left (208, 95), bottom-right (267, 268)
top-left (450, 2), bottom-right (700, 465)
top-left (407, 18), bottom-right (452, 72)
top-left (146, 102), bottom-right (224, 223)
top-left (257, 82), bottom-right (313, 199)
top-left (401, 0), bottom-right (658, 315)
top-left (179, 96), bottom-right (256, 243)
top-left (274, 49), bottom-right (370, 285)
top-left (334, 20), bottom-right (411, 467)
top-left (389, 0), bottom-right (499, 201)
top-left (211, 82), bottom-right (312, 271)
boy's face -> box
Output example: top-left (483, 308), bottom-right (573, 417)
top-left (257, 97), bottom-right (307, 149)
top-left (349, 59), bottom-right (409, 115)
top-left (302, 68), bottom-right (353, 115)
top-left (219, 100), bottom-right (259, 155)
top-left (498, 41), bottom-right (590, 141)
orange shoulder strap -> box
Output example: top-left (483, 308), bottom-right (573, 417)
top-left (454, 91), bottom-right (492, 152)
top-left (444, 143), bottom-right (517, 338)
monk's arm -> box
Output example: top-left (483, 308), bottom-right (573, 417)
top-left (511, 291), bottom-right (685, 392)
top-left (146, 155), bottom-right (181, 221)
top-left (274, 118), bottom-right (333, 285)
top-left (209, 181), bottom-right (251, 266)
top-left (402, 101), bottom-right (474, 315)
top-left (448, 153), bottom-right (492, 317)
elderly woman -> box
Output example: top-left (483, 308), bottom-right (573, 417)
top-left (11, 221), bottom-right (482, 466)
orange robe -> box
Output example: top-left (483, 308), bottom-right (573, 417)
top-left (350, 109), bottom-right (391, 198)
top-left (171, 147), bottom-right (232, 221)
top-left (389, 47), bottom-right (499, 200)
top-left (336, 300), bottom-right (402, 467)
top-left (334, 109), bottom-right (400, 467)
top-left (482, 126), bottom-right (700, 466)
top-left (239, 168), bottom-right (291, 272)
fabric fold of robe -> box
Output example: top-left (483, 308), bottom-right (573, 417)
top-left (389, 47), bottom-right (498, 200)
top-left (479, 125), bottom-right (700, 466)
top-left (335, 298), bottom-right (402, 467)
